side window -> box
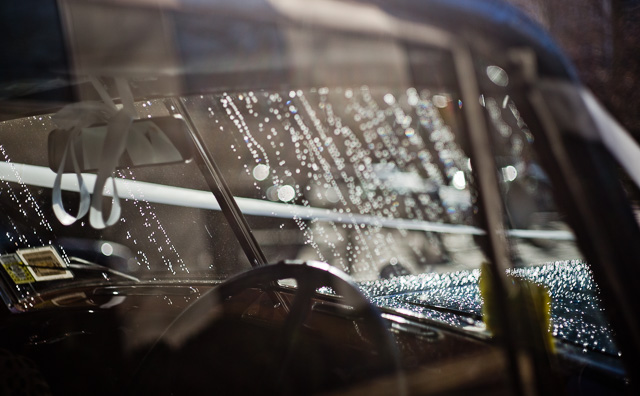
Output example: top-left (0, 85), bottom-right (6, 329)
top-left (477, 61), bottom-right (621, 358)
top-left (478, 65), bottom-right (583, 265)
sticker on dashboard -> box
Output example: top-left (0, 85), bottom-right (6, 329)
top-left (0, 254), bottom-right (35, 284)
top-left (17, 246), bottom-right (73, 281)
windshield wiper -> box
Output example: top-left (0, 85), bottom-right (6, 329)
top-left (23, 258), bottom-right (140, 282)
top-left (403, 298), bottom-right (483, 321)
top-left (67, 256), bottom-right (140, 282)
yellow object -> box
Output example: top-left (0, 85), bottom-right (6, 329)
top-left (0, 254), bottom-right (35, 285)
top-left (479, 262), bottom-right (555, 354)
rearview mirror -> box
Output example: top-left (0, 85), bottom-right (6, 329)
top-left (48, 115), bottom-right (194, 173)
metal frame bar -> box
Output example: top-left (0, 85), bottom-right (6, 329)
top-left (451, 42), bottom-right (535, 396)
top-left (171, 98), bottom-right (268, 268)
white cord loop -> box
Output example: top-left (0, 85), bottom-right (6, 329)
top-left (51, 77), bottom-right (137, 229)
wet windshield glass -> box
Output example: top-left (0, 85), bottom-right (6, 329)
top-left (0, 101), bottom-right (252, 303)
top-left (182, 85), bottom-right (484, 281)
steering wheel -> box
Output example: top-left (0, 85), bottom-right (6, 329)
top-left (134, 261), bottom-right (405, 395)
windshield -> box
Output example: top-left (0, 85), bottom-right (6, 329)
top-left (2, 3), bottom-right (638, 394)
top-left (0, 9), bottom-right (619, 364)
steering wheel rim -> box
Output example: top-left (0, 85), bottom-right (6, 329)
top-left (223, 262), bottom-right (399, 369)
top-left (135, 261), bottom-right (405, 395)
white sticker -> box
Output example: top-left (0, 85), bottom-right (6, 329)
top-left (17, 246), bottom-right (73, 281)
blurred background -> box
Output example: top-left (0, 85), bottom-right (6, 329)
top-left (505, 0), bottom-right (640, 140)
